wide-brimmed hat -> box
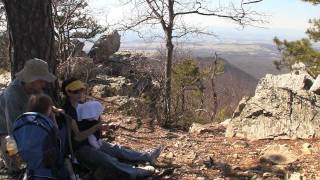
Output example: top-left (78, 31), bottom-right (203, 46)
top-left (15, 58), bottom-right (56, 83)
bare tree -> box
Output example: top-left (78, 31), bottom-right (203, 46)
top-left (207, 52), bottom-right (224, 121)
top-left (52, 0), bottom-right (106, 62)
top-left (120, 0), bottom-right (265, 125)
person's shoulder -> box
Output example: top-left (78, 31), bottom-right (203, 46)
top-left (5, 79), bottom-right (22, 92)
top-left (4, 79), bottom-right (22, 96)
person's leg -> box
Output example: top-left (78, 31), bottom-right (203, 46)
top-left (99, 141), bottom-right (151, 162)
top-left (75, 145), bottom-right (154, 179)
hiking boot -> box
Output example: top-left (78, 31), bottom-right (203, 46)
top-left (136, 165), bottom-right (155, 177)
top-left (148, 146), bottom-right (162, 164)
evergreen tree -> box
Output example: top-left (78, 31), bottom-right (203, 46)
top-left (52, 0), bottom-right (106, 62)
top-left (274, 0), bottom-right (320, 76)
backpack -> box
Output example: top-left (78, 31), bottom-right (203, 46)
top-left (12, 112), bottom-right (65, 179)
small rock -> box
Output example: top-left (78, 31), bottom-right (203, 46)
top-left (199, 165), bottom-right (207, 171)
top-left (220, 118), bottom-right (231, 128)
top-left (232, 154), bottom-right (239, 159)
top-left (289, 172), bottom-right (303, 180)
top-left (302, 143), bottom-right (312, 155)
top-left (263, 172), bottom-right (273, 177)
top-left (232, 140), bottom-right (249, 148)
top-left (165, 152), bottom-right (174, 159)
top-left (196, 177), bottom-right (206, 180)
top-left (189, 123), bottom-right (206, 134)
top-left (213, 178), bottom-right (225, 180)
top-left (274, 136), bottom-right (291, 140)
top-left (260, 144), bottom-right (298, 165)
top-left (251, 174), bottom-right (263, 180)
top-left (248, 151), bottom-right (258, 155)
top-left (174, 142), bottom-right (180, 148)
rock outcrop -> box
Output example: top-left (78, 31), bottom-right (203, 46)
top-left (89, 30), bottom-right (121, 62)
top-left (226, 65), bottom-right (320, 140)
top-left (90, 75), bottom-right (133, 98)
top-left (57, 57), bottom-right (96, 81)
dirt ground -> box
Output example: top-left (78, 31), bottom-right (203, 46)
top-left (102, 111), bottom-right (320, 180)
top-left (2, 105), bottom-right (320, 180)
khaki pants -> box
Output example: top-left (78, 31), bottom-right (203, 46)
top-left (0, 136), bottom-right (19, 173)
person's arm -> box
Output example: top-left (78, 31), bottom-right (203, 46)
top-left (88, 135), bottom-right (100, 149)
top-left (4, 92), bottom-right (22, 133)
top-left (52, 107), bottom-right (101, 142)
top-left (70, 119), bottom-right (101, 142)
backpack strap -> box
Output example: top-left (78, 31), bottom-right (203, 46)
top-left (13, 113), bottom-right (52, 134)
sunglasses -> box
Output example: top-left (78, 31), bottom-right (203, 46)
top-left (68, 89), bottom-right (84, 94)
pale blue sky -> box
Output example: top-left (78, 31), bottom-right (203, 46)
top-left (88, 0), bottom-right (320, 43)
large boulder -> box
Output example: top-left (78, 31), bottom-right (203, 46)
top-left (226, 66), bottom-right (320, 140)
top-left (70, 39), bottom-right (86, 57)
top-left (89, 30), bottom-right (121, 62)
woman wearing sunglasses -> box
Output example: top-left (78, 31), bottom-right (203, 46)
top-left (61, 78), bottom-right (161, 179)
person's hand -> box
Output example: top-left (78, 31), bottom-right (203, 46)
top-left (52, 106), bottom-right (65, 114)
top-left (94, 122), bottom-right (102, 131)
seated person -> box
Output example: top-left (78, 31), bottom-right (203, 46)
top-left (62, 78), bottom-right (162, 179)
top-left (13, 94), bottom-right (68, 179)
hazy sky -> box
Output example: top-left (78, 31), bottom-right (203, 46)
top-left (88, 0), bottom-right (320, 43)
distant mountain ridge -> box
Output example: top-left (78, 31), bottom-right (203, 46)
top-left (121, 41), bottom-right (287, 79)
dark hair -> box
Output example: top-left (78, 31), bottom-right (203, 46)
top-left (27, 94), bottom-right (53, 114)
top-left (61, 78), bottom-right (78, 96)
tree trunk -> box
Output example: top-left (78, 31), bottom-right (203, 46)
top-left (3, 0), bottom-right (57, 101)
top-left (164, 32), bottom-right (173, 125)
top-left (210, 60), bottom-right (218, 121)
top-left (181, 87), bottom-right (185, 112)
top-left (3, 0), bottom-right (56, 78)
top-left (163, 0), bottom-right (174, 126)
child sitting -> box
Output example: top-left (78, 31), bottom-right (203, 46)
top-left (27, 94), bottom-right (80, 180)
top-left (76, 101), bottom-right (104, 149)
top-left (14, 94), bottom-right (69, 179)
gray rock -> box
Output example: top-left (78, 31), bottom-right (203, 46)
top-left (302, 143), bottom-right (312, 155)
top-left (189, 123), bottom-right (207, 134)
top-left (260, 144), bottom-right (298, 165)
top-left (189, 123), bottom-right (225, 135)
top-left (310, 75), bottom-right (320, 94)
top-left (90, 75), bottom-right (133, 98)
top-left (292, 62), bottom-right (306, 71)
top-left (89, 30), bottom-right (121, 62)
top-left (70, 39), bottom-right (86, 57)
top-left (226, 71), bottom-right (320, 140)
top-left (91, 84), bottom-right (109, 98)
top-left (219, 118), bottom-right (231, 128)
top-left (232, 97), bottom-right (250, 118)
top-left (232, 140), bottom-right (249, 148)
top-left (289, 172), bottom-right (303, 180)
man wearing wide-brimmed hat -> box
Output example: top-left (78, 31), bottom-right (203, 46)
top-left (0, 58), bottom-right (56, 172)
